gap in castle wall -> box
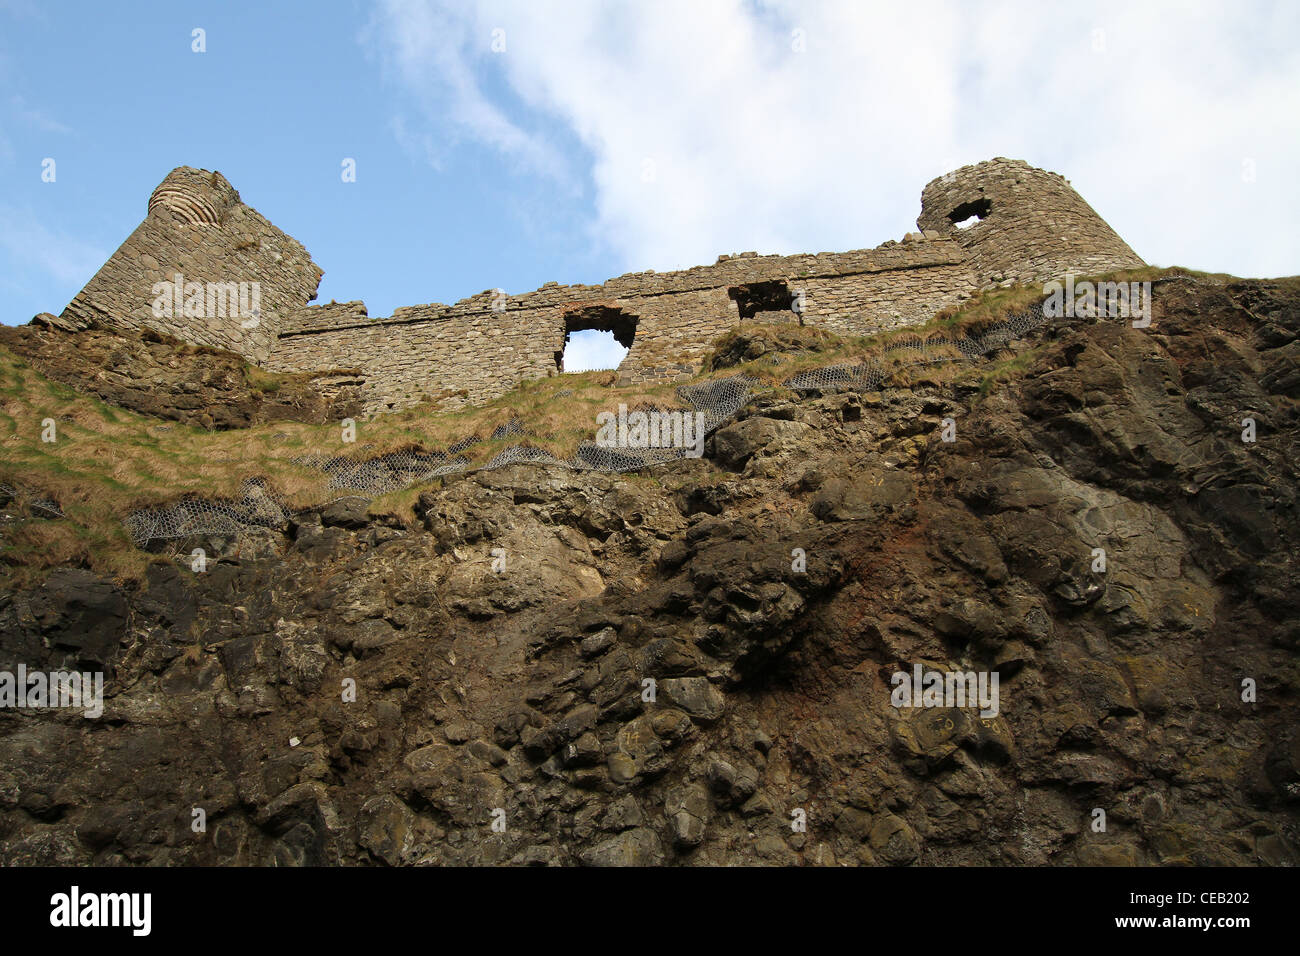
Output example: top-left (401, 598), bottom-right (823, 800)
top-left (557, 306), bottom-right (639, 373)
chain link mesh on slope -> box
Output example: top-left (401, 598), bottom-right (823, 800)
top-left (123, 305), bottom-right (1047, 546)
top-left (123, 478), bottom-right (291, 545)
top-left (0, 482), bottom-right (64, 518)
top-left (782, 300), bottom-right (1047, 394)
top-left (122, 376), bottom-right (759, 544)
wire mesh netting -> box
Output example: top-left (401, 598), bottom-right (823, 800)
top-left (121, 374), bottom-right (760, 545)
top-left (123, 478), bottom-right (292, 544)
top-left (782, 301), bottom-right (1047, 394)
top-left (0, 483), bottom-right (65, 519)
top-left (119, 303), bottom-right (1051, 547)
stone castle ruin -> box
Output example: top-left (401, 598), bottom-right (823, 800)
top-left (61, 158), bottom-right (1143, 413)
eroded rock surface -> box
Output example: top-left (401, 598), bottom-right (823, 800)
top-left (1, 278), bottom-right (1297, 866)
top-left (0, 316), bottom-right (362, 429)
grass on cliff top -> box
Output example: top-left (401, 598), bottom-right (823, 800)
top-left (703, 265), bottom-right (1245, 390)
top-left (703, 281), bottom-right (1047, 387)
top-left (0, 265), bottom-right (1227, 587)
top-left (0, 345), bottom-right (703, 585)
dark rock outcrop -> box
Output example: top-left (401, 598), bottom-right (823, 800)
top-left (0, 277), bottom-right (1297, 866)
top-left (0, 316), bottom-right (363, 428)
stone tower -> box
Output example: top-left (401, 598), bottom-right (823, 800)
top-left (56, 158), bottom-right (1149, 413)
top-left (62, 167), bottom-right (323, 362)
top-left (916, 158), bottom-right (1144, 286)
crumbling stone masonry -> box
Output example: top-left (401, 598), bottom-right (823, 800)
top-left (916, 160), bottom-right (1144, 286)
top-left (60, 158), bottom-right (1143, 413)
top-left (62, 167), bottom-right (323, 363)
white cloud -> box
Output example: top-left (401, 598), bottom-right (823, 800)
top-left (9, 94), bottom-right (71, 135)
top-left (369, 0), bottom-right (1300, 280)
top-left (0, 205), bottom-right (108, 288)
top-left (562, 329), bottom-right (628, 372)
top-left (362, 1), bottom-right (573, 184)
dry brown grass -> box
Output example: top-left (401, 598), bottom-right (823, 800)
top-left (0, 348), bottom-right (712, 586)
top-left (1, 266), bottom-right (1225, 587)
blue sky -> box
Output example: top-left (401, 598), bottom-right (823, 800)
top-left (2, 0), bottom-right (1298, 370)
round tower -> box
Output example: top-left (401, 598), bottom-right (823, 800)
top-left (147, 166), bottom-right (239, 226)
top-left (917, 158), bottom-right (1143, 286)
top-left (61, 166), bottom-right (321, 365)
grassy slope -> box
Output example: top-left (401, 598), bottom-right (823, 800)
top-left (0, 266), bottom-right (1229, 587)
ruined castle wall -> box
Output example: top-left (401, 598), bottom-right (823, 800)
top-left (268, 303), bottom-right (565, 412)
top-left (61, 158), bottom-right (1146, 415)
top-left (62, 167), bottom-right (322, 362)
top-left (266, 239), bottom-right (977, 410)
top-left (917, 158), bottom-right (1144, 286)
top-left (797, 256), bottom-right (975, 339)
top-left (279, 299), bottom-right (369, 334)
top-left (612, 287), bottom-right (741, 385)
top-left (615, 250), bottom-right (976, 382)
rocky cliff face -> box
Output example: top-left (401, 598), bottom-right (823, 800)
top-left (1, 276), bottom-right (1297, 866)
top-left (0, 313), bottom-right (363, 429)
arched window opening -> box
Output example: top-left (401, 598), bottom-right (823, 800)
top-left (556, 306), bottom-right (638, 372)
